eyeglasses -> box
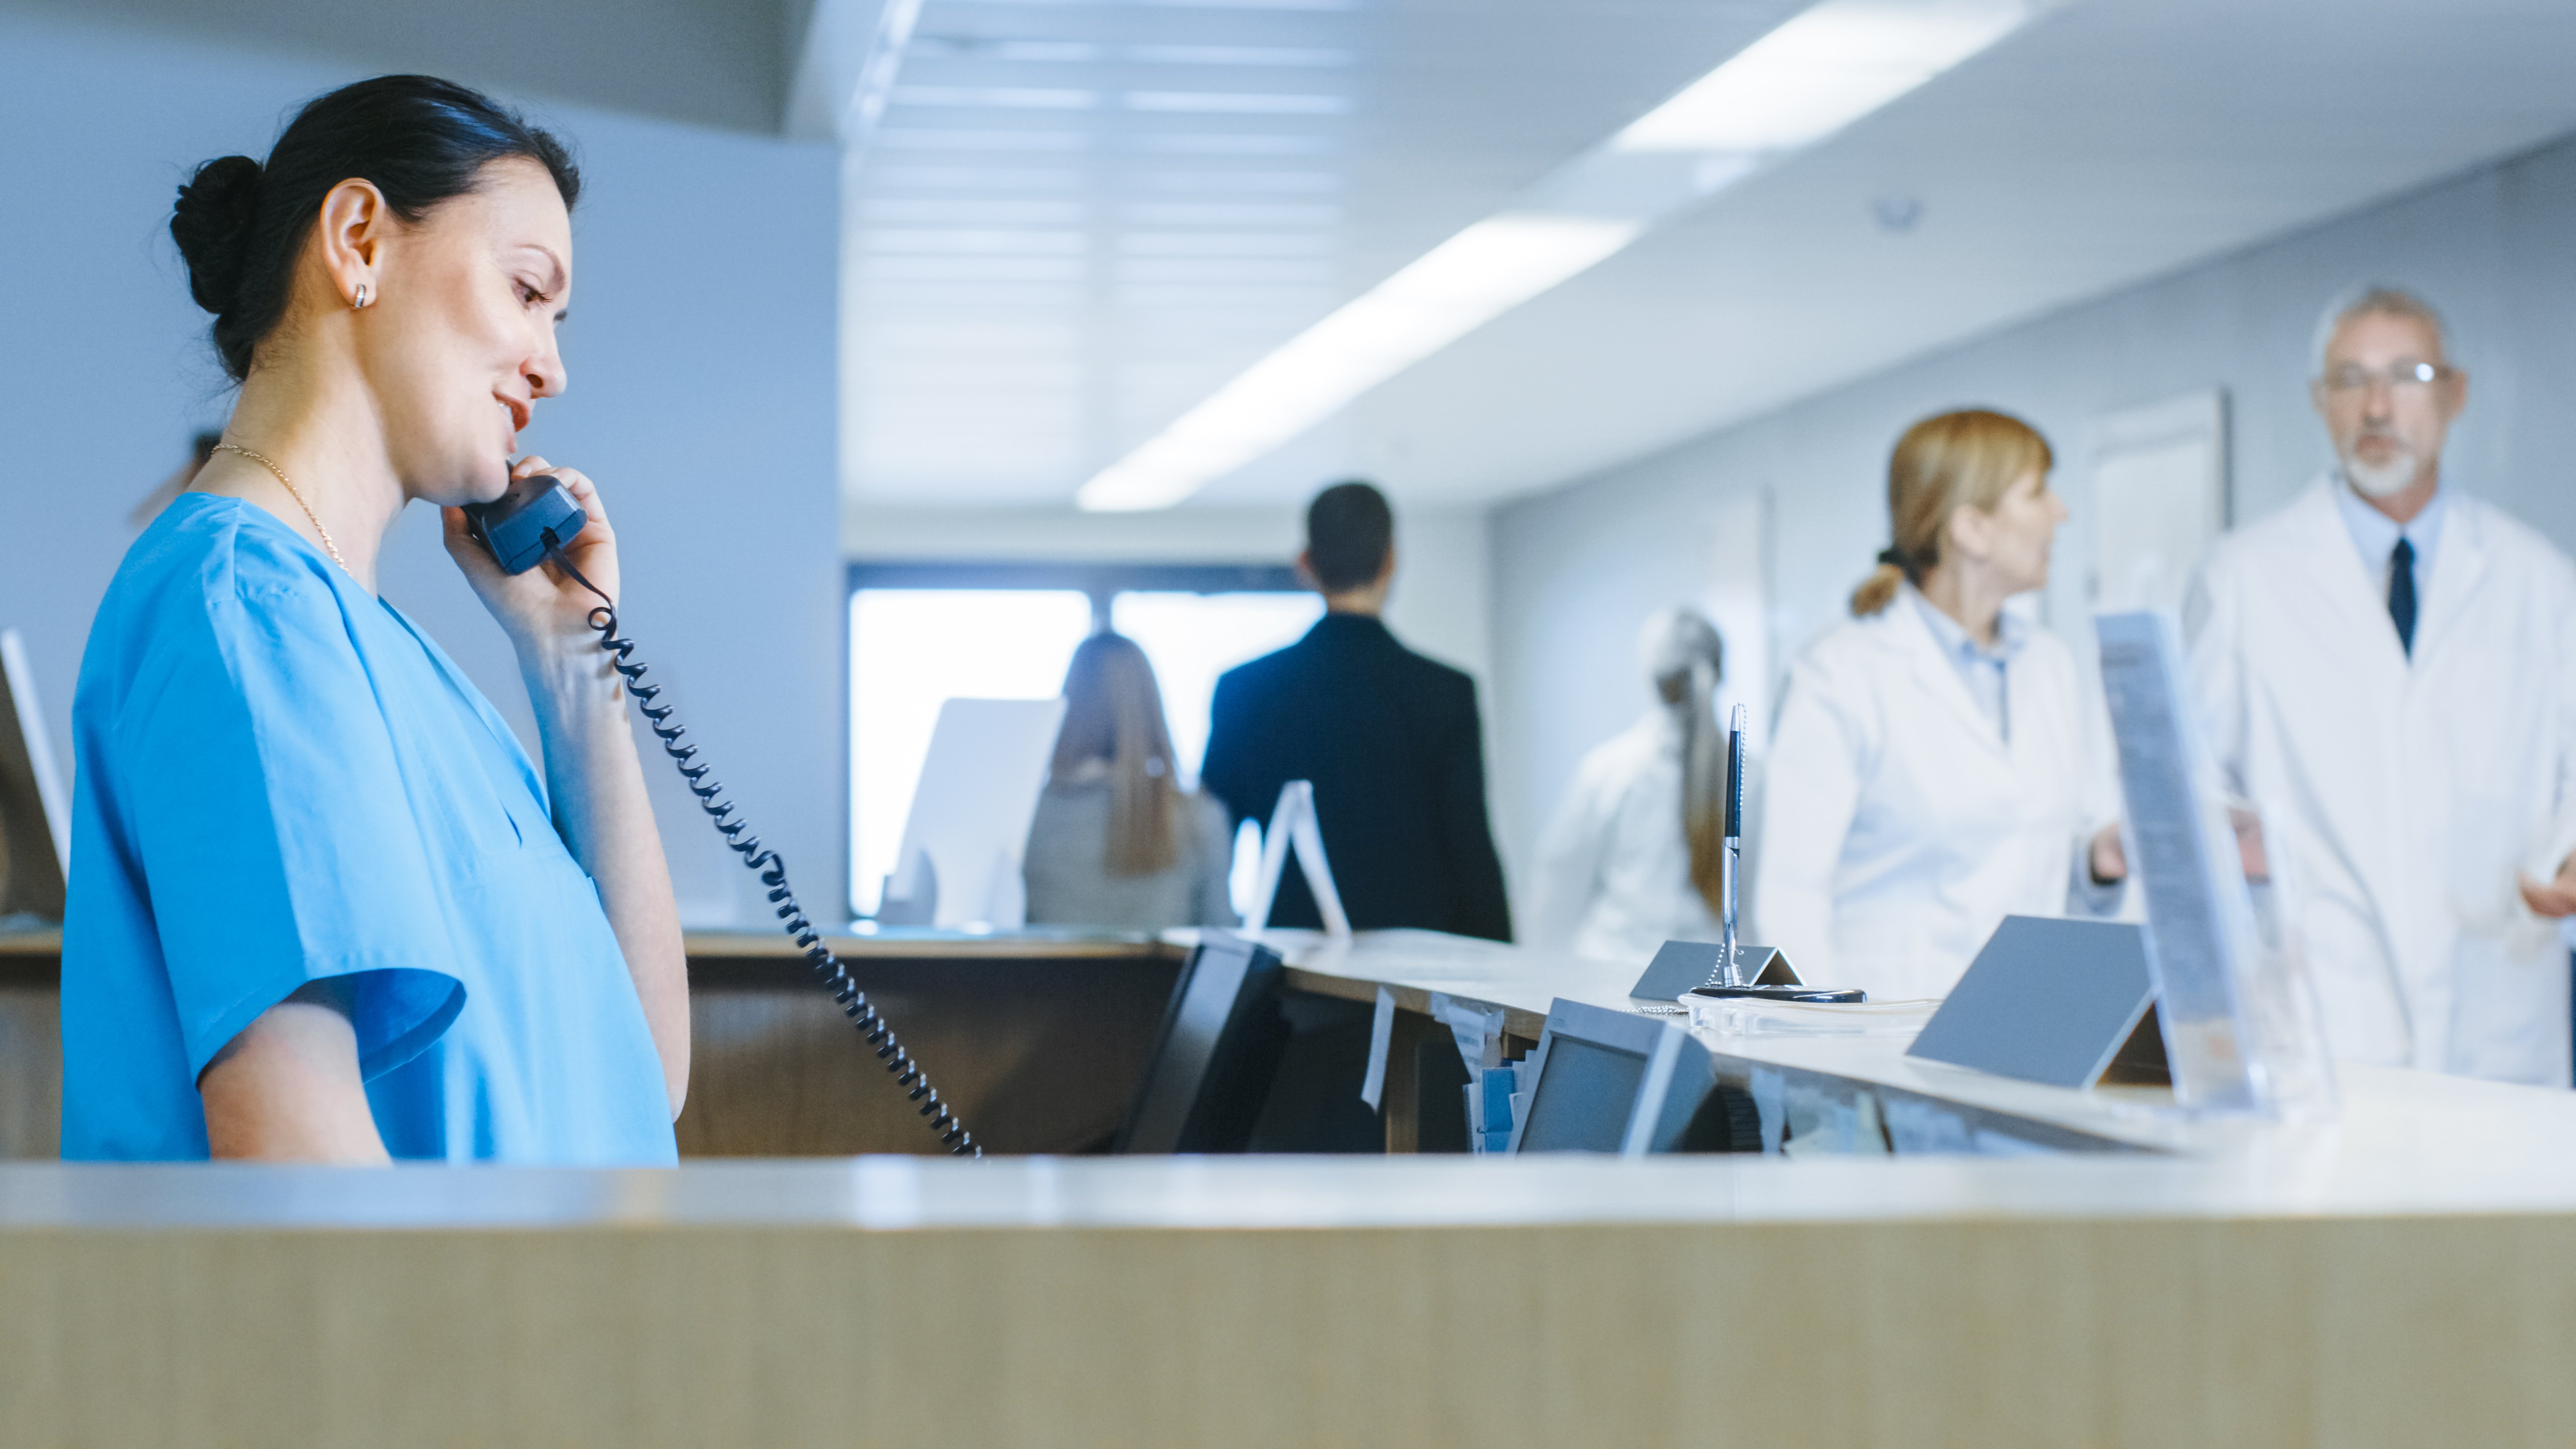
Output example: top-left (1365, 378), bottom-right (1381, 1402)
top-left (2319, 360), bottom-right (2455, 394)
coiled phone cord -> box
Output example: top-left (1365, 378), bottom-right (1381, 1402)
top-left (541, 534), bottom-right (980, 1157)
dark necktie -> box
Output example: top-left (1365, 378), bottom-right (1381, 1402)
top-left (2389, 537), bottom-right (2418, 656)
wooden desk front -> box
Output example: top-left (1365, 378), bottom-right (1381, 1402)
top-left (0, 929), bottom-right (1184, 1158)
top-left (11, 1152), bottom-right (2576, 1447)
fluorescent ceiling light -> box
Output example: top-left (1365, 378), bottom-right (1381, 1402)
top-left (1616, 0), bottom-right (2036, 154)
top-left (874, 130), bottom-right (1091, 152)
top-left (1079, 214), bottom-right (1636, 511)
top-left (1126, 44), bottom-right (1352, 66)
top-left (908, 38), bottom-right (1102, 62)
top-left (891, 86), bottom-right (1100, 110)
top-left (1122, 92), bottom-right (1349, 115)
top-left (1129, 134), bottom-right (1337, 155)
top-left (1073, 0), bottom-right (2052, 511)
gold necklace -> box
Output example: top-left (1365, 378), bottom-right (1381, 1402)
top-left (210, 441), bottom-right (347, 571)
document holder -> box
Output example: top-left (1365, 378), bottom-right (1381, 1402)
top-left (1628, 940), bottom-right (1801, 1007)
top-left (1905, 916), bottom-right (2169, 1090)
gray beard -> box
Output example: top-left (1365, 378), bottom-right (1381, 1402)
top-left (2342, 450), bottom-right (2419, 498)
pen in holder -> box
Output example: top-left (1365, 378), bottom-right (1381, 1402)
top-left (1691, 703), bottom-right (1865, 1006)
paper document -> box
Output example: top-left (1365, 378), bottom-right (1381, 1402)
top-left (1359, 986), bottom-right (1395, 1111)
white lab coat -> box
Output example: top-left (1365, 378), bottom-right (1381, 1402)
top-left (1751, 592), bottom-right (2120, 1001)
top-left (1530, 710), bottom-right (1725, 963)
top-left (2185, 478), bottom-right (2576, 1086)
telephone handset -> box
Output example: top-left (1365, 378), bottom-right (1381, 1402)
top-left (462, 474), bottom-right (979, 1155)
top-left (462, 471), bottom-right (589, 574)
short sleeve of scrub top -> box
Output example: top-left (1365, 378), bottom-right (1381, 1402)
top-left (58, 494), bottom-right (677, 1165)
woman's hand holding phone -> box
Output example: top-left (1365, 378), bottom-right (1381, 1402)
top-left (443, 455), bottom-right (691, 1108)
top-left (441, 455), bottom-right (622, 657)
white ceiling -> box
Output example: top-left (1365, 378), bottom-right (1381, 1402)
top-left (1282, 0), bottom-right (2576, 507)
top-left (838, 0), bottom-right (2576, 511)
top-left (838, 0), bottom-right (1806, 504)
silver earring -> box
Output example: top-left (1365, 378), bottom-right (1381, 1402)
top-left (352, 284), bottom-right (370, 310)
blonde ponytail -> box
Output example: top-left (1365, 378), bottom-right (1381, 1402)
top-left (1850, 560), bottom-right (1906, 617)
top-left (1854, 408), bottom-right (2055, 617)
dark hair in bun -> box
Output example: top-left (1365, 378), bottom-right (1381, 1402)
top-left (170, 74), bottom-right (580, 382)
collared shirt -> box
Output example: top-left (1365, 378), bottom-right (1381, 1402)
top-left (2331, 471), bottom-right (2447, 605)
top-left (1908, 585), bottom-right (2027, 743)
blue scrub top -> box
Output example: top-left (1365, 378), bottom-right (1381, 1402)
top-left (59, 493), bottom-right (678, 1165)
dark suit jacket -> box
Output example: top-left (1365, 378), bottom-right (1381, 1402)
top-left (1201, 614), bottom-right (1513, 942)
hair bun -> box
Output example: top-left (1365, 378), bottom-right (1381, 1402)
top-left (170, 155), bottom-right (264, 315)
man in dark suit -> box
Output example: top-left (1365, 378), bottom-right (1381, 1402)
top-left (1203, 481), bottom-right (1513, 942)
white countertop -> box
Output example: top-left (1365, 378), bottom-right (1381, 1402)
top-left (7, 1104), bottom-right (2576, 1233)
top-left (10, 927), bottom-right (2572, 1234)
top-left (1242, 924), bottom-right (2576, 1162)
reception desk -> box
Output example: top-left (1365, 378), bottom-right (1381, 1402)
top-left (10, 1133), bottom-right (2576, 1444)
top-left (0, 927), bottom-right (1187, 1158)
top-left (9, 925), bottom-right (2576, 1444)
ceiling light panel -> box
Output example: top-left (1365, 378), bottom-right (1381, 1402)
top-left (1122, 91), bottom-right (1349, 113)
top-left (1614, 0), bottom-right (2034, 153)
top-left (1125, 44), bottom-right (1352, 65)
top-left (1123, 201), bottom-right (1343, 225)
top-left (911, 37), bottom-right (1351, 65)
top-left (868, 164), bottom-right (1088, 189)
top-left (909, 37), bottom-right (1104, 61)
top-left (1118, 231), bottom-right (1333, 255)
top-left (872, 129), bottom-right (1093, 153)
top-left (1081, 213), bottom-right (1636, 509)
top-left (1126, 133), bottom-right (1337, 154)
top-left (860, 196), bottom-right (1090, 223)
top-left (1074, 0), bottom-right (2055, 509)
top-left (839, 0), bottom-right (1821, 507)
top-left (890, 84), bottom-right (1102, 107)
top-left (847, 0), bottom-right (1365, 504)
top-left (935, 0), bottom-right (1361, 10)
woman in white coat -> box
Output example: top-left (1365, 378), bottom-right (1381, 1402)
top-left (1752, 409), bottom-right (2126, 1001)
top-left (1531, 608), bottom-right (1729, 962)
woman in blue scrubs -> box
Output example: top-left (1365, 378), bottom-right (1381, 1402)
top-left (58, 76), bottom-right (688, 1163)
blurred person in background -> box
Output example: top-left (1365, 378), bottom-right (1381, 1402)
top-left (1754, 409), bottom-right (2125, 1001)
top-left (2187, 284), bottom-right (2576, 1086)
top-left (1023, 632), bottom-right (1238, 930)
top-left (1531, 607), bottom-right (1730, 963)
top-left (1202, 480), bottom-right (1511, 941)
top-left (1200, 479), bottom-right (1509, 1149)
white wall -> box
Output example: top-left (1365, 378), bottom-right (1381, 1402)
top-left (1490, 129), bottom-right (2576, 920)
top-left (0, 9), bottom-right (843, 925)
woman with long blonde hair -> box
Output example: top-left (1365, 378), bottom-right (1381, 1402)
top-left (1751, 409), bottom-right (2126, 1001)
top-left (1022, 633), bottom-right (1239, 929)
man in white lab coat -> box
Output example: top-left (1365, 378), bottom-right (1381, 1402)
top-left (2186, 286), bottom-right (2576, 1085)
